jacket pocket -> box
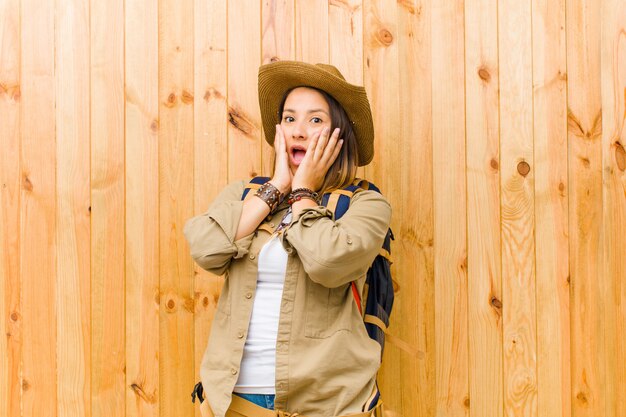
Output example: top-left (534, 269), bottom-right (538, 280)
top-left (304, 280), bottom-right (351, 338)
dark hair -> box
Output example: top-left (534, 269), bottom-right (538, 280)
top-left (277, 87), bottom-right (359, 194)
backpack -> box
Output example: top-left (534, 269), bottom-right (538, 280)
top-left (242, 176), bottom-right (395, 356)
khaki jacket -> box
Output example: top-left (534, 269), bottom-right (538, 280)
top-left (184, 180), bottom-right (392, 417)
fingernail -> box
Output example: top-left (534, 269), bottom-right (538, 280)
top-left (334, 127), bottom-right (340, 135)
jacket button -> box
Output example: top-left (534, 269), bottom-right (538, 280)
top-left (231, 368), bottom-right (238, 375)
top-left (245, 293), bottom-right (252, 299)
top-left (249, 254), bottom-right (256, 260)
top-left (285, 247), bottom-right (293, 254)
top-left (270, 223), bottom-right (275, 227)
top-left (237, 331), bottom-right (244, 339)
top-left (347, 238), bottom-right (353, 244)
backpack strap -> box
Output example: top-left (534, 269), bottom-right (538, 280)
top-left (241, 176), bottom-right (271, 200)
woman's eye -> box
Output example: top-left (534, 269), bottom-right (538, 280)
top-left (311, 117), bottom-right (323, 123)
top-left (283, 116), bottom-right (294, 122)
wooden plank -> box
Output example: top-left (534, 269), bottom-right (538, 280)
top-left (20, 0), bottom-right (57, 415)
top-left (0, 1), bottom-right (21, 416)
top-left (125, 0), bottom-right (160, 414)
top-left (531, 1), bottom-right (570, 417)
top-left (159, 0), bottom-right (195, 414)
top-left (261, 0), bottom-right (295, 175)
top-left (55, 0), bottom-right (91, 415)
top-left (566, 0), bottom-right (604, 416)
top-left (600, 1), bottom-right (626, 416)
top-left (91, 0), bottom-right (126, 415)
top-left (363, 2), bottom-right (408, 416)
top-left (193, 1), bottom-right (228, 415)
top-left (498, 0), bottom-right (537, 416)
top-left (394, 1), bottom-right (435, 416)
top-left (431, 0), bottom-right (469, 416)
top-left (464, 0), bottom-right (503, 415)
top-left (295, 0), bottom-right (328, 63)
top-left (329, 0), bottom-right (364, 179)
top-left (329, 0), bottom-right (363, 85)
top-left (228, 0), bottom-right (262, 182)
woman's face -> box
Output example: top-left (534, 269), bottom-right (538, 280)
top-left (280, 87), bottom-right (332, 174)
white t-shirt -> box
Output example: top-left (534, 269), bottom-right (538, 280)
top-left (234, 235), bottom-right (288, 394)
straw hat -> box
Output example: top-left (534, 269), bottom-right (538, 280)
top-left (258, 60), bottom-right (375, 166)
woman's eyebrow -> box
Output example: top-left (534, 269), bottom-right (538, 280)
top-left (283, 108), bottom-right (329, 115)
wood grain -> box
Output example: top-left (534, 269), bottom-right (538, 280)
top-left (91, 0), bottom-right (126, 415)
top-left (566, 0), bottom-right (604, 416)
top-left (158, 0), bottom-right (195, 415)
top-left (600, 1), bottom-right (626, 416)
top-left (56, 0), bottom-right (91, 415)
top-left (532, 0), bottom-right (570, 416)
top-left (499, 0), bottom-right (537, 416)
top-left (20, 0), bottom-right (57, 415)
top-left (432, 0), bottom-right (469, 415)
top-left (192, 1), bottom-right (228, 415)
top-left (228, 0), bottom-right (262, 182)
top-left (395, 1), bottom-right (435, 416)
top-left (295, 0), bottom-right (329, 63)
top-left (261, 0), bottom-right (295, 176)
top-left (465, 0), bottom-right (503, 415)
top-left (125, 0), bottom-right (159, 415)
top-left (329, 0), bottom-right (363, 85)
top-left (363, 1), bottom-right (406, 416)
top-left (0, 1), bottom-right (21, 416)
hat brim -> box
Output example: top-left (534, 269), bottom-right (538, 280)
top-left (258, 61), bottom-right (374, 166)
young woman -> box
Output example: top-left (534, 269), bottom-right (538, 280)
top-left (184, 61), bottom-right (391, 417)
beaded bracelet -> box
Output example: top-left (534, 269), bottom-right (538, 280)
top-left (287, 188), bottom-right (319, 205)
top-left (255, 182), bottom-right (283, 212)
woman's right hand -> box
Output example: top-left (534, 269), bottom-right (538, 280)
top-left (269, 124), bottom-right (292, 195)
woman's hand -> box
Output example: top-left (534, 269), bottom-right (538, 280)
top-left (269, 124), bottom-right (292, 195)
top-left (292, 127), bottom-right (343, 191)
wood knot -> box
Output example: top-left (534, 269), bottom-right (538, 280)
top-left (517, 161), bottom-right (531, 177)
top-left (615, 142), bottom-right (626, 171)
top-left (490, 296), bottom-right (502, 310)
top-left (11, 85), bottom-right (21, 101)
top-left (270, 56), bottom-right (280, 62)
top-left (22, 175), bottom-right (33, 192)
top-left (166, 298), bottom-right (176, 311)
top-left (490, 158), bottom-right (499, 170)
top-left (165, 92), bottom-right (177, 107)
top-left (478, 67), bottom-right (491, 82)
top-left (228, 106), bottom-right (256, 136)
top-left (181, 90), bottom-right (194, 104)
top-left (130, 383), bottom-right (156, 403)
top-left (376, 28), bottom-right (394, 46)
top-left (558, 182), bottom-right (565, 192)
top-left (249, 171), bottom-right (258, 177)
top-left (463, 397), bottom-right (470, 408)
top-left (150, 119), bottom-right (159, 133)
top-left (10, 312), bottom-right (19, 322)
top-left (576, 391), bottom-right (588, 405)
top-left (204, 88), bottom-right (224, 101)
top-left (202, 297), bottom-right (210, 308)
top-left (22, 380), bottom-right (30, 391)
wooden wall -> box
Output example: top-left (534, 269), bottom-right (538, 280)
top-left (1, 0), bottom-right (625, 416)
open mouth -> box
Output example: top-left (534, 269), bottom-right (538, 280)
top-left (290, 145), bottom-right (307, 165)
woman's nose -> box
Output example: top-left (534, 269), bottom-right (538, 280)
top-left (291, 121), bottom-right (306, 140)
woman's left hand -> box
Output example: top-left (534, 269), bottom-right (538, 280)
top-left (291, 127), bottom-right (343, 191)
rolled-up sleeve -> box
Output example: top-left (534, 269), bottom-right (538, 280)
top-left (284, 190), bottom-right (392, 288)
top-left (183, 180), bottom-right (254, 275)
